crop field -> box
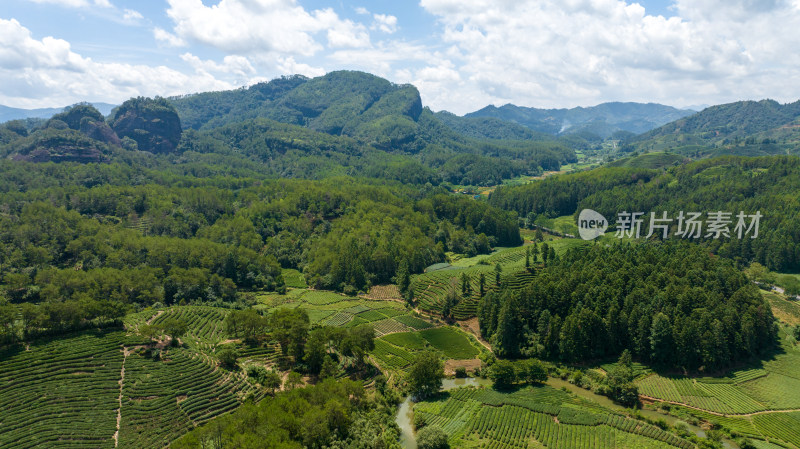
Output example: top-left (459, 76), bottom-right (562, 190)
top-left (411, 239), bottom-right (591, 319)
top-left (413, 386), bottom-right (694, 449)
top-left (635, 326), bottom-right (800, 447)
top-left (0, 330), bottom-right (132, 448)
top-left (118, 346), bottom-right (260, 449)
top-left (763, 291), bottom-right (800, 326)
top-left (281, 268), bottom-right (308, 288)
top-left (371, 326), bottom-right (484, 373)
top-left (419, 327), bottom-right (481, 359)
top-left (256, 288), bottom-right (434, 337)
top-left (2, 288), bottom-right (438, 449)
top-left (752, 412), bottom-right (800, 447)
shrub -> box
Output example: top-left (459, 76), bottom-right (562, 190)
top-left (416, 425), bottom-right (449, 449)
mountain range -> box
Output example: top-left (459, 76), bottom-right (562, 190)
top-left (465, 102), bottom-right (695, 138)
top-left (0, 102), bottom-right (117, 123)
top-left (3, 70), bottom-right (800, 181)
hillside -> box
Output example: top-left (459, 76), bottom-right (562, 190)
top-left (630, 99), bottom-right (800, 157)
top-left (466, 101), bottom-right (694, 137)
top-left (490, 155), bottom-right (800, 272)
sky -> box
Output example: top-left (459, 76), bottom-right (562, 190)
top-left (1, 0), bottom-right (800, 114)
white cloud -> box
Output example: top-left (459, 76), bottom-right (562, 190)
top-left (416, 0), bottom-right (800, 113)
top-left (181, 53), bottom-right (257, 84)
top-left (28, 0), bottom-right (111, 7)
top-left (355, 6), bottom-right (370, 15)
top-left (163, 0), bottom-right (370, 55)
top-left (0, 18), bottom-right (233, 108)
top-left (372, 13), bottom-right (398, 33)
top-left (276, 56), bottom-right (326, 78)
top-left (153, 27), bottom-right (186, 47)
top-left (122, 9), bottom-right (143, 22)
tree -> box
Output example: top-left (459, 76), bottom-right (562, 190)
top-left (650, 312), bottom-right (673, 366)
top-left (304, 328), bottom-right (329, 374)
top-left (269, 308), bottom-right (310, 362)
top-left (286, 371), bottom-right (303, 390)
top-left (263, 369), bottom-right (282, 395)
top-left (489, 359), bottom-right (517, 389)
top-left (519, 359), bottom-right (547, 384)
top-left (217, 347), bottom-right (238, 369)
top-left (396, 258), bottom-right (411, 296)
top-left (494, 295), bottom-right (521, 357)
top-left (341, 324), bottom-right (375, 367)
top-left (442, 285), bottom-right (459, 320)
top-left (460, 272), bottom-right (471, 297)
top-left (535, 229), bottom-right (544, 242)
top-left (406, 351), bottom-right (444, 399)
top-left (478, 273), bottom-right (486, 297)
top-left (531, 243), bottom-right (539, 263)
top-left (320, 354), bottom-right (339, 379)
top-left (605, 350), bottom-right (638, 406)
top-left (794, 325), bottom-right (800, 342)
top-left (494, 263), bottom-right (502, 286)
top-left (525, 247), bottom-right (530, 269)
top-left (160, 318), bottom-right (188, 346)
top-left (416, 425), bottom-right (449, 449)
top-left (0, 304), bottom-right (17, 344)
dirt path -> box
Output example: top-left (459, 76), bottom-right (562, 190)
top-left (457, 318), bottom-right (493, 352)
top-left (113, 347), bottom-right (131, 447)
top-left (639, 394), bottom-right (800, 417)
top-left (146, 310), bottom-right (164, 325)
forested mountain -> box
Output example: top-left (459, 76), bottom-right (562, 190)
top-left (629, 99), bottom-right (800, 157)
top-left (490, 156), bottom-right (800, 272)
top-left (0, 72), bottom-right (577, 186)
top-left (466, 102), bottom-right (694, 137)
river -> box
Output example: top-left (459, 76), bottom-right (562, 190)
top-left (396, 377), bottom-right (738, 449)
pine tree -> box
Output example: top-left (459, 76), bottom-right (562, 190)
top-left (396, 258), bottom-right (411, 295)
top-left (460, 272), bottom-right (471, 297)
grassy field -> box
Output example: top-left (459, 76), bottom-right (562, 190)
top-left (414, 385), bottom-right (694, 449)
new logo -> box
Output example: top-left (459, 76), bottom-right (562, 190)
top-left (578, 209), bottom-right (608, 240)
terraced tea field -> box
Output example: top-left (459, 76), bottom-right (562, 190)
top-left (0, 288), bottom-right (441, 449)
top-left (635, 325), bottom-right (800, 447)
top-left (0, 330), bottom-right (133, 448)
top-left (256, 287), bottom-right (433, 336)
top-left (414, 385), bottom-right (694, 449)
top-left (371, 326), bottom-right (484, 374)
top-left (411, 239), bottom-right (591, 319)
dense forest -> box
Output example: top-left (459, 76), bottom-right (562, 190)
top-left (490, 156), bottom-right (800, 272)
top-left (0, 156), bottom-right (519, 342)
top-left (479, 242), bottom-right (777, 372)
top-left (171, 379), bottom-right (400, 449)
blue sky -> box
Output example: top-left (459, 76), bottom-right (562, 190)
top-left (2, 0), bottom-right (800, 113)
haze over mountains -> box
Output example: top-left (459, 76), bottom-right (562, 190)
top-left (0, 103), bottom-right (117, 123)
top-left (465, 102), bottom-right (696, 138)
